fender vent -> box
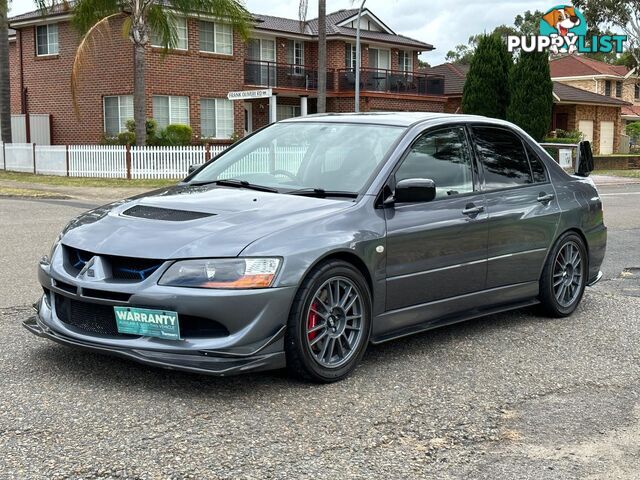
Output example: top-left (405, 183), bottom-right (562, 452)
top-left (123, 205), bottom-right (214, 222)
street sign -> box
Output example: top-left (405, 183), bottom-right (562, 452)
top-left (227, 89), bottom-right (273, 101)
top-left (559, 148), bottom-right (573, 168)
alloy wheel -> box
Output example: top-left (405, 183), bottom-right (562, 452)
top-left (305, 277), bottom-right (364, 369)
top-left (552, 240), bottom-right (585, 308)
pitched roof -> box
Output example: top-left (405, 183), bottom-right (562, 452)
top-left (553, 81), bottom-right (631, 106)
top-left (424, 63), bottom-right (469, 96)
top-left (255, 9), bottom-right (433, 50)
top-left (550, 55), bottom-right (630, 78)
top-left (9, 3), bottom-right (74, 23)
top-left (622, 105), bottom-right (640, 118)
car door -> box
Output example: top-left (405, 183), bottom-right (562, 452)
top-left (470, 126), bottom-right (561, 290)
top-left (384, 126), bottom-right (488, 313)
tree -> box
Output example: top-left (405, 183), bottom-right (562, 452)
top-left (573, 0), bottom-right (640, 64)
top-left (626, 122), bottom-right (640, 144)
top-left (0, 0), bottom-right (11, 143)
top-left (507, 50), bottom-right (554, 141)
top-left (37, 0), bottom-right (250, 145)
top-left (299, 0), bottom-right (326, 113)
top-left (447, 11), bottom-right (543, 64)
top-left (462, 34), bottom-right (512, 119)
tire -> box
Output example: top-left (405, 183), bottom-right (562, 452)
top-left (285, 260), bottom-right (372, 383)
top-left (539, 232), bottom-right (588, 317)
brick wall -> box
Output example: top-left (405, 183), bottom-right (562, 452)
top-left (8, 40), bottom-right (20, 113)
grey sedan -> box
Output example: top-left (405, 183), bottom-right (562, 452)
top-left (25, 113), bottom-right (606, 382)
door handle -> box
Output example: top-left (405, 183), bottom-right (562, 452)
top-left (462, 204), bottom-right (485, 217)
top-left (537, 193), bottom-right (555, 204)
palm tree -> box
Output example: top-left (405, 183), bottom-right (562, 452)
top-left (299, 0), bottom-right (326, 113)
top-left (0, 0), bottom-right (12, 143)
top-left (37, 0), bottom-right (250, 145)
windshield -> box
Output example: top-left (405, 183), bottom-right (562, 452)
top-left (190, 122), bottom-right (404, 194)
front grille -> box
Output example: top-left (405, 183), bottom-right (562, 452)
top-left (55, 295), bottom-right (127, 337)
top-left (123, 205), bottom-right (214, 222)
top-left (54, 295), bottom-right (229, 339)
top-left (64, 246), bottom-right (163, 282)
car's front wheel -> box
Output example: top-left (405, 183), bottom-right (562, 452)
top-left (285, 260), bottom-right (372, 383)
top-left (539, 232), bottom-right (588, 317)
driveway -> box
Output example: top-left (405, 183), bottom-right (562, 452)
top-left (1, 185), bottom-right (639, 479)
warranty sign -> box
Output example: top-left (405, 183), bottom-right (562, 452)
top-left (114, 307), bottom-right (181, 340)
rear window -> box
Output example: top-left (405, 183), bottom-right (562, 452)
top-left (472, 127), bottom-right (533, 190)
top-left (526, 144), bottom-right (548, 184)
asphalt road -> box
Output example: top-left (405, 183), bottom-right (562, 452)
top-left (1, 185), bottom-right (639, 479)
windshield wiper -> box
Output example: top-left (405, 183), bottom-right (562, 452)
top-left (287, 188), bottom-right (359, 199)
top-left (191, 179), bottom-right (279, 193)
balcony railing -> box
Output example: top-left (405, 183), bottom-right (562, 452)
top-left (244, 60), bottom-right (335, 91)
top-left (244, 61), bottom-right (445, 97)
top-left (337, 68), bottom-right (445, 96)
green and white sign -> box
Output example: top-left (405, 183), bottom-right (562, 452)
top-left (114, 307), bottom-right (181, 340)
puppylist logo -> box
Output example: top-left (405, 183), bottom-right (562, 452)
top-left (508, 4), bottom-right (627, 55)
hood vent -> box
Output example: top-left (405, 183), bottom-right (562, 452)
top-left (122, 205), bottom-right (214, 222)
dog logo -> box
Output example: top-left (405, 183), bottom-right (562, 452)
top-left (540, 5), bottom-right (587, 54)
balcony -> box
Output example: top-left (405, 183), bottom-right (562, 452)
top-left (244, 60), bottom-right (335, 91)
top-left (244, 61), bottom-right (445, 97)
top-left (337, 68), bottom-right (445, 96)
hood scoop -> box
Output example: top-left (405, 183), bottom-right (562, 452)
top-left (122, 205), bottom-right (215, 222)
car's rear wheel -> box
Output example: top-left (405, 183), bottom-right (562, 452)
top-left (285, 260), bottom-right (372, 383)
top-left (539, 232), bottom-right (588, 317)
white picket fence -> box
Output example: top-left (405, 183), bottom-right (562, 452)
top-left (0, 143), bottom-right (229, 179)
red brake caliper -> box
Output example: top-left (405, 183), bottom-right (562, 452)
top-left (308, 302), bottom-right (319, 342)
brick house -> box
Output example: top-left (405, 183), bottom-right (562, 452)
top-left (7, 6), bottom-right (446, 145)
top-left (422, 63), bottom-right (468, 114)
top-left (550, 55), bottom-right (638, 150)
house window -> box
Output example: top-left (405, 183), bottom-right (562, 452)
top-left (103, 96), bottom-right (134, 136)
top-left (36, 24), bottom-right (59, 56)
top-left (200, 98), bottom-right (234, 139)
top-left (616, 81), bottom-right (623, 98)
top-left (635, 83), bottom-right (640, 100)
top-left (605, 80), bottom-right (612, 96)
top-left (153, 95), bottom-right (190, 129)
top-left (276, 105), bottom-right (301, 121)
top-left (151, 17), bottom-right (188, 50)
top-left (199, 21), bottom-right (232, 55)
top-left (287, 40), bottom-right (304, 75)
top-left (398, 50), bottom-right (412, 72)
top-left (345, 44), bottom-right (357, 70)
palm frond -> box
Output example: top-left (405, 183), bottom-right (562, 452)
top-left (146, 4), bottom-right (178, 52)
top-left (71, 12), bottom-right (126, 116)
top-left (72, 0), bottom-right (122, 35)
top-left (168, 0), bottom-right (252, 40)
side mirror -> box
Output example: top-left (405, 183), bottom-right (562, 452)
top-left (394, 178), bottom-right (436, 204)
top-left (188, 164), bottom-right (199, 175)
top-left (575, 141), bottom-right (594, 177)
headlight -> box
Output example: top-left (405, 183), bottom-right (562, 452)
top-left (159, 258), bottom-right (281, 289)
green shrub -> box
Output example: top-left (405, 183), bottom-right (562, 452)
top-left (99, 135), bottom-right (120, 145)
top-left (117, 131), bottom-right (136, 146)
top-left (543, 137), bottom-right (581, 144)
top-left (625, 122), bottom-right (640, 144)
top-left (158, 124), bottom-right (193, 146)
top-left (554, 129), bottom-right (583, 140)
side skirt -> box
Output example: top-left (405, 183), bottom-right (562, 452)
top-left (371, 281), bottom-right (539, 345)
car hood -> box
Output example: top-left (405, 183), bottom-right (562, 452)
top-left (61, 185), bottom-right (355, 259)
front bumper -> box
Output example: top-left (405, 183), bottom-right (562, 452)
top-left (27, 253), bottom-right (297, 376)
top-left (24, 314), bottom-right (286, 375)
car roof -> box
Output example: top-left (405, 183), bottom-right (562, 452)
top-left (283, 112), bottom-right (516, 129)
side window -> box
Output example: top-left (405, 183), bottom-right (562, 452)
top-left (396, 127), bottom-right (474, 199)
top-left (525, 144), bottom-right (548, 183)
top-left (472, 127), bottom-right (532, 190)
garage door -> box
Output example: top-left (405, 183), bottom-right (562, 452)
top-left (578, 120), bottom-right (594, 143)
top-left (600, 121), bottom-right (614, 155)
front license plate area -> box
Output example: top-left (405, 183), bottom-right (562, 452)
top-left (114, 307), bottom-right (180, 340)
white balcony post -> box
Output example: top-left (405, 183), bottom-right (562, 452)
top-left (300, 96), bottom-right (308, 117)
top-left (269, 94), bottom-right (278, 124)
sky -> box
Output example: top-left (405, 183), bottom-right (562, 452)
top-left (9, 0), bottom-right (555, 65)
